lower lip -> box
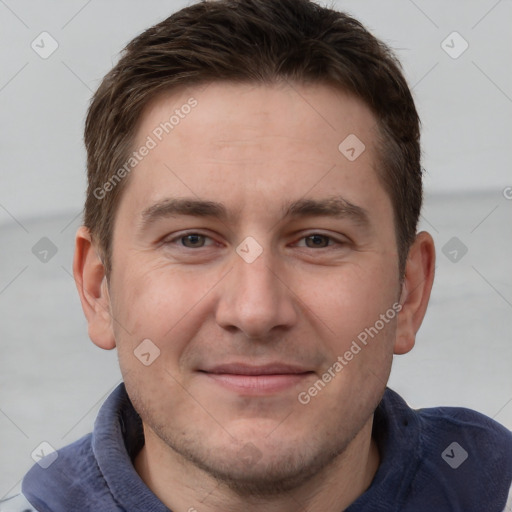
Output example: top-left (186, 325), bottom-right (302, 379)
top-left (202, 372), bottom-right (313, 394)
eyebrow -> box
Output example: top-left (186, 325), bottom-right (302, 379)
top-left (139, 196), bottom-right (371, 231)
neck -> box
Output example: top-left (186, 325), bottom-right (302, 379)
top-left (134, 416), bottom-right (379, 512)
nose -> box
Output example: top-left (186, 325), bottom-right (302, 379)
top-left (215, 243), bottom-right (298, 340)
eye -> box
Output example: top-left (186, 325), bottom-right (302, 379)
top-left (165, 232), bottom-right (216, 249)
top-left (183, 233), bottom-right (208, 248)
top-left (162, 231), bottom-right (346, 251)
top-left (295, 233), bottom-right (343, 249)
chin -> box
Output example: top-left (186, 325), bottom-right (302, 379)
top-left (166, 427), bottom-right (348, 498)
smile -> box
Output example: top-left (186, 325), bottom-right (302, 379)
top-left (198, 363), bottom-right (315, 395)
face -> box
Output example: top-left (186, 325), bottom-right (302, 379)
top-left (105, 82), bottom-right (404, 493)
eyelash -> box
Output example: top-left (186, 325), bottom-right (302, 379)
top-left (163, 231), bottom-right (347, 250)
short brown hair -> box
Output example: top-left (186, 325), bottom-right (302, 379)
top-left (84, 0), bottom-right (422, 281)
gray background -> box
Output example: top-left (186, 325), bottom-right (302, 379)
top-left (1, 0), bottom-right (511, 498)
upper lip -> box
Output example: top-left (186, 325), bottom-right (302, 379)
top-left (200, 363), bottom-right (312, 375)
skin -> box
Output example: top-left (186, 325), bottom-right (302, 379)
top-left (74, 82), bottom-right (435, 512)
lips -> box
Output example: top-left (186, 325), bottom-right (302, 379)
top-left (202, 363), bottom-right (311, 375)
top-left (198, 363), bottom-right (314, 394)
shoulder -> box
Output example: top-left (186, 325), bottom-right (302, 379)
top-left (21, 433), bottom-right (101, 510)
top-left (410, 402), bottom-right (512, 511)
top-left (416, 403), bottom-right (512, 460)
top-left (23, 432), bottom-right (94, 485)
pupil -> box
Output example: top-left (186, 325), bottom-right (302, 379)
top-left (308, 235), bottom-right (327, 247)
top-left (185, 234), bottom-right (203, 247)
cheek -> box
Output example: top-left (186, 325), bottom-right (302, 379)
top-left (294, 264), bottom-right (398, 417)
top-left (109, 262), bottom-right (221, 360)
top-left (110, 266), bottom-right (202, 412)
top-left (297, 258), bottom-right (399, 346)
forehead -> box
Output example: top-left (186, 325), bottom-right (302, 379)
top-left (137, 81), bottom-right (378, 159)
top-left (119, 81), bottom-right (390, 227)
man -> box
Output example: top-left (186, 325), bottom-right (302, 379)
top-left (5, 0), bottom-right (511, 510)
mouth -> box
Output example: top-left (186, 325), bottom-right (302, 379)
top-left (197, 363), bottom-right (315, 395)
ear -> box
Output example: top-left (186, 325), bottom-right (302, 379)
top-left (394, 231), bottom-right (436, 355)
top-left (73, 226), bottom-right (116, 350)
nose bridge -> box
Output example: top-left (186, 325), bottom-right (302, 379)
top-left (237, 246), bottom-right (280, 299)
top-left (215, 240), bottom-right (296, 338)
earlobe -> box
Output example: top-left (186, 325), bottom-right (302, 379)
top-left (394, 231), bottom-right (436, 355)
top-left (73, 226), bottom-right (116, 350)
